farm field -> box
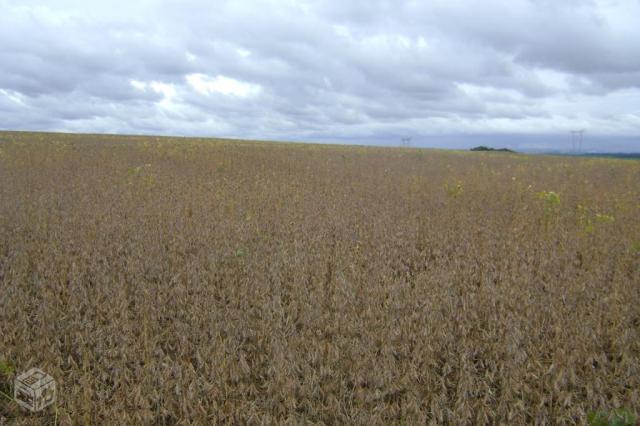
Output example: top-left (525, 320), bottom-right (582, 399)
top-left (0, 131), bottom-right (639, 424)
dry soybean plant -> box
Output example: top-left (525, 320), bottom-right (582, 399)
top-left (0, 131), bottom-right (639, 424)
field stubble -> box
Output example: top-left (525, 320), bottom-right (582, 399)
top-left (0, 132), bottom-right (639, 424)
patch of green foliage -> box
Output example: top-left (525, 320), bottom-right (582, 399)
top-left (537, 191), bottom-right (560, 215)
top-left (588, 408), bottom-right (637, 426)
top-left (0, 361), bottom-right (13, 377)
top-left (444, 180), bottom-right (464, 198)
top-left (577, 204), bottom-right (615, 234)
top-left (0, 360), bottom-right (15, 403)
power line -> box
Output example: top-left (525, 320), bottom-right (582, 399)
top-left (569, 130), bottom-right (585, 153)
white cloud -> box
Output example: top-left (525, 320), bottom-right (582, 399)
top-left (185, 74), bottom-right (262, 98)
top-left (130, 80), bottom-right (147, 91)
top-left (0, 89), bottom-right (26, 105)
top-left (236, 48), bottom-right (251, 58)
top-left (149, 81), bottom-right (176, 100)
top-left (130, 80), bottom-right (177, 108)
top-left (535, 69), bottom-right (571, 92)
top-left (0, 0), bottom-right (639, 150)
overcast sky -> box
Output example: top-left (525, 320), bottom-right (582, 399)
top-left (1, 0), bottom-right (639, 151)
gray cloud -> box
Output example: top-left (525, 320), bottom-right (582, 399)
top-left (0, 0), bottom-right (639, 151)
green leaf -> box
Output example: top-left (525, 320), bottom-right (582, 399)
top-left (588, 410), bottom-right (610, 426)
top-left (610, 408), bottom-right (637, 426)
top-left (0, 361), bottom-right (14, 377)
top-left (588, 409), bottom-right (637, 426)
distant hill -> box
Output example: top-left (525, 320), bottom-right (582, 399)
top-left (541, 151), bottom-right (640, 160)
top-left (579, 152), bottom-right (640, 160)
top-left (470, 146), bottom-right (516, 153)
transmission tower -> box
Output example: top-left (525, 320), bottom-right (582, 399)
top-left (569, 130), bottom-right (585, 153)
top-left (400, 137), bottom-right (412, 147)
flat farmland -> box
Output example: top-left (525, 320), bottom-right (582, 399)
top-left (0, 131), bottom-right (639, 424)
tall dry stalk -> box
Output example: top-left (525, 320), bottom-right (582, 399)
top-left (0, 131), bottom-right (638, 424)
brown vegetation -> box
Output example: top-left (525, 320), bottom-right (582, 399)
top-left (1, 131), bottom-right (639, 424)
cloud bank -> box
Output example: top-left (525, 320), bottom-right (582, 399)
top-left (1, 0), bottom-right (639, 150)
